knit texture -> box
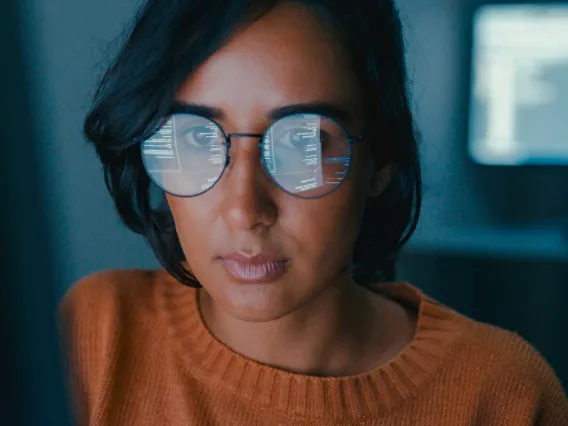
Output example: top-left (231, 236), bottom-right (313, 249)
top-left (59, 269), bottom-right (568, 425)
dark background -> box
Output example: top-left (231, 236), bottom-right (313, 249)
top-left (2, 0), bottom-right (567, 424)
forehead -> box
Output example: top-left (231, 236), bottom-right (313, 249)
top-left (176, 3), bottom-right (361, 125)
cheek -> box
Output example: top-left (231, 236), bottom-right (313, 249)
top-left (280, 177), bottom-right (367, 266)
top-left (166, 196), bottom-right (214, 258)
top-left (307, 149), bottom-right (371, 231)
top-left (291, 153), bottom-right (371, 265)
top-left (167, 197), bottom-right (190, 235)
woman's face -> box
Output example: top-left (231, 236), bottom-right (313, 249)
top-left (168, 3), bottom-right (386, 321)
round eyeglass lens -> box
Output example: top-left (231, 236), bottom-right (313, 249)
top-left (141, 114), bottom-right (227, 197)
top-left (262, 114), bottom-right (352, 198)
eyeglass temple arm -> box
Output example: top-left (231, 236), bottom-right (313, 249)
top-left (348, 135), bottom-right (366, 144)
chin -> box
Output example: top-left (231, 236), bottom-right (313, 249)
top-left (218, 281), bottom-right (296, 322)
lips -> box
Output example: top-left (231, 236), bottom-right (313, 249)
top-left (218, 253), bottom-right (290, 283)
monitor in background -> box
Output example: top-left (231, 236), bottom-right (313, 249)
top-left (468, 3), bottom-right (568, 165)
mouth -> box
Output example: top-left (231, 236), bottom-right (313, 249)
top-left (217, 252), bottom-right (290, 284)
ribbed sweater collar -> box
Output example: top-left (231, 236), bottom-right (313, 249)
top-left (158, 271), bottom-right (464, 421)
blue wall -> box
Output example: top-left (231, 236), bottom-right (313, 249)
top-left (397, 0), bottom-right (568, 384)
top-left (20, 0), bottom-right (159, 294)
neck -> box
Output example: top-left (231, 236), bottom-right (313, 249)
top-left (197, 279), bottom-right (409, 377)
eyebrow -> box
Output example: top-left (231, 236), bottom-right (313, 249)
top-left (169, 101), bottom-right (353, 124)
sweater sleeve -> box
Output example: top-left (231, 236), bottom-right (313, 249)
top-left (532, 349), bottom-right (568, 425)
top-left (464, 322), bottom-right (568, 425)
top-left (497, 330), bottom-right (568, 425)
top-left (58, 273), bottom-right (120, 426)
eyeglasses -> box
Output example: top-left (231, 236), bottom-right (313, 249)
top-left (140, 111), bottom-right (365, 199)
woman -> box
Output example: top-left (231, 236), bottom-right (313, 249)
top-left (60, 0), bottom-right (568, 425)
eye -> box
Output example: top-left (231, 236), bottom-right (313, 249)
top-left (179, 125), bottom-right (216, 148)
top-left (275, 126), bottom-right (328, 151)
top-left (280, 127), bottom-right (308, 148)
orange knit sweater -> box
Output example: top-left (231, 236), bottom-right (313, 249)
top-left (59, 269), bottom-right (568, 425)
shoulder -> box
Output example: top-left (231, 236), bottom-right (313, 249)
top-left (58, 269), bottom-right (173, 424)
top-left (459, 317), bottom-right (559, 386)
top-left (380, 282), bottom-right (566, 397)
top-left (390, 281), bottom-right (568, 422)
top-left (59, 269), bottom-right (162, 318)
top-left (450, 314), bottom-right (568, 423)
top-left (58, 268), bottom-right (171, 352)
top-left (59, 269), bottom-right (172, 322)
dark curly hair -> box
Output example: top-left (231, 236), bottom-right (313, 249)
top-left (83, 0), bottom-right (422, 288)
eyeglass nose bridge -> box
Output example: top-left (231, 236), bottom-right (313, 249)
top-left (224, 133), bottom-right (265, 166)
top-left (226, 133), bottom-right (264, 142)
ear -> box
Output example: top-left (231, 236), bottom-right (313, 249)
top-left (367, 163), bottom-right (396, 198)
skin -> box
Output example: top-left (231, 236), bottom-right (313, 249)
top-left (168, 2), bottom-right (416, 376)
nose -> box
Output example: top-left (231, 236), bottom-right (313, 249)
top-left (221, 137), bottom-right (277, 232)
